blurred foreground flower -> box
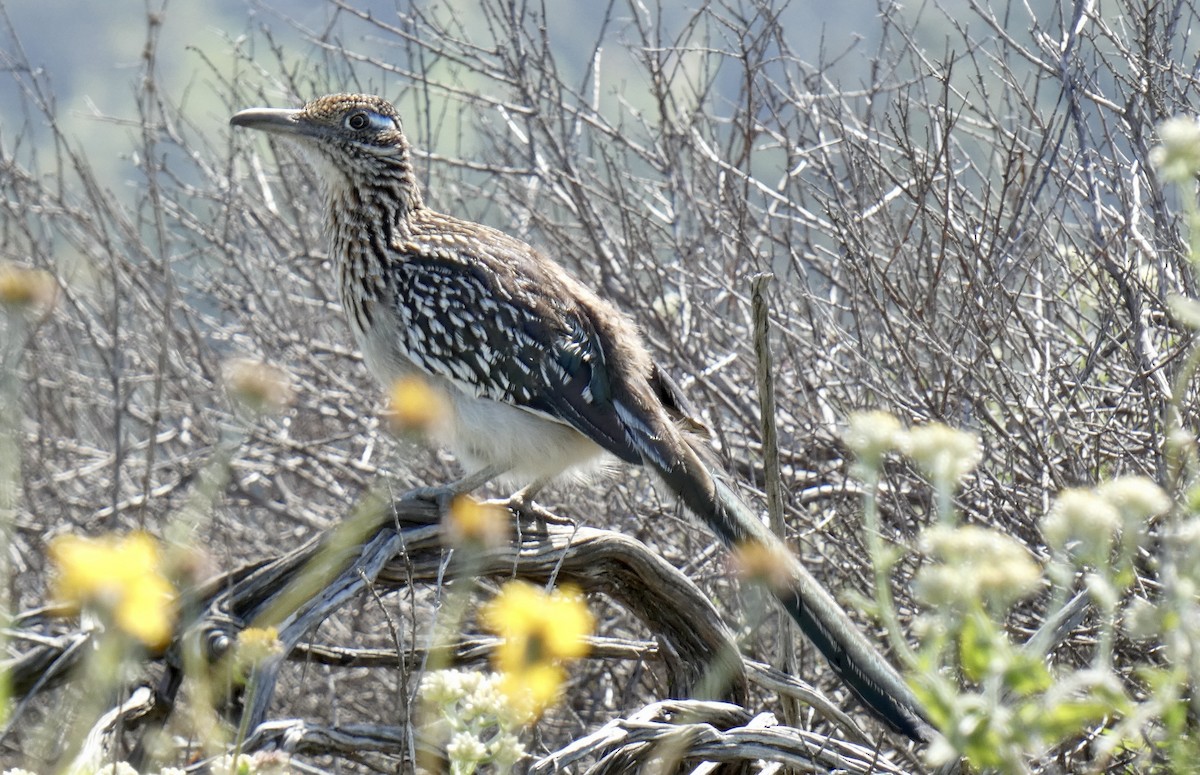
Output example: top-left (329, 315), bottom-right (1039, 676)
top-left (479, 580), bottom-right (593, 718)
top-left (388, 375), bottom-right (447, 433)
top-left (222, 358), bottom-right (294, 414)
top-left (902, 423), bottom-right (982, 487)
top-left (445, 495), bottom-right (510, 547)
top-left (1044, 478), bottom-right (1167, 567)
top-left (1151, 116), bottom-right (1200, 183)
top-left (1097, 476), bottom-right (1170, 524)
top-left (916, 525), bottom-right (1040, 611)
top-left (210, 752), bottom-right (291, 775)
top-left (844, 410), bottom-right (903, 471)
top-left (419, 670), bottom-right (527, 774)
top-left (232, 626), bottom-right (284, 677)
top-left (0, 263), bottom-right (57, 312)
top-left (1042, 488), bottom-right (1122, 563)
top-left (49, 532), bottom-right (176, 649)
top-left (730, 538), bottom-right (793, 593)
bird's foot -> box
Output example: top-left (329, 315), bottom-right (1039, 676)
top-left (497, 487), bottom-right (575, 529)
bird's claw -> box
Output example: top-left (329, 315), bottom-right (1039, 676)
top-left (496, 492), bottom-right (575, 528)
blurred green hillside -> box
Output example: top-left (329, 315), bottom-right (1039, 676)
top-left (1, 0), bottom-right (954, 191)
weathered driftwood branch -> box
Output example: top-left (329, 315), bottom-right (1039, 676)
top-left (527, 699), bottom-right (907, 775)
top-left (212, 699), bottom-right (901, 775)
top-left (175, 493), bottom-right (748, 732)
top-left (4, 492), bottom-right (898, 770)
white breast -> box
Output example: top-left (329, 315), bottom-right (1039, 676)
top-left (356, 305), bottom-right (609, 487)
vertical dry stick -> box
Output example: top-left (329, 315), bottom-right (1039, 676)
top-left (749, 272), bottom-right (799, 726)
top-left (135, 3), bottom-right (175, 531)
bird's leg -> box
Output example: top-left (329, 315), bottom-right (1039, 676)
top-left (496, 479), bottom-right (575, 528)
top-left (450, 464), bottom-right (509, 494)
top-left (406, 463), bottom-right (509, 512)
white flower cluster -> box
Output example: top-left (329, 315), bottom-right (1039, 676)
top-left (915, 524), bottom-right (1042, 610)
top-left (420, 669), bottom-right (527, 775)
top-left (1150, 116), bottom-right (1200, 183)
top-left (902, 424), bottom-right (983, 488)
top-left (1044, 476), bottom-right (1172, 631)
top-left (844, 410), bottom-right (904, 471)
top-left (844, 411), bottom-right (982, 487)
top-left (1043, 477), bottom-right (1168, 566)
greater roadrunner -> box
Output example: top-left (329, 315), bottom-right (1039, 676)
top-left (231, 94), bottom-right (933, 742)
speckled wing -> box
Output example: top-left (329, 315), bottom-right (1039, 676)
top-left (388, 254), bottom-right (643, 465)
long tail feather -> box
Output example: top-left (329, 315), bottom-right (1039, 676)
top-left (636, 411), bottom-right (933, 742)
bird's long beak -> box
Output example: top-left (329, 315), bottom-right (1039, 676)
top-left (229, 107), bottom-right (305, 136)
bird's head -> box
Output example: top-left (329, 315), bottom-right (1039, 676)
top-left (231, 94), bottom-right (418, 201)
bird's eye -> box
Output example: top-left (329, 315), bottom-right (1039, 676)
top-left (344, 110), bottom-right (396, 134)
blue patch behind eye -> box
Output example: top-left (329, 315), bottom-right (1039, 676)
top-left (365, 112), bottom-right (395, 132)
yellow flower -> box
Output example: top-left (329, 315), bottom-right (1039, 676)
top-left (0, 263), bottom-right (57, 311)
top-left (444, 495), bottom-right (511, 547)
top-left (388, 375), bottom-right (447, 433)
top-left (49, 532), bottom-right (176, 649)
top-left (730, 539), bottom-right (792, 593)
top-left (234, 626), bottom-right (284, 673)
top-left (497, 663), bottom-right (566, 720)
top-left (478, 581), bottom-right (593, 718)
top-left (223, 358), bottom-right (294, 413)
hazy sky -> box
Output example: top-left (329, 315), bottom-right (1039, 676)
top-left (0, 0), bottom-right (944, 188)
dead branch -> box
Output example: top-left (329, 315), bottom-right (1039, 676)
top-left (5, 494), bottom-right (909, 770)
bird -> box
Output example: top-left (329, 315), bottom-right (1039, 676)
top-left (230, 93), bottom-right (934, 743)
